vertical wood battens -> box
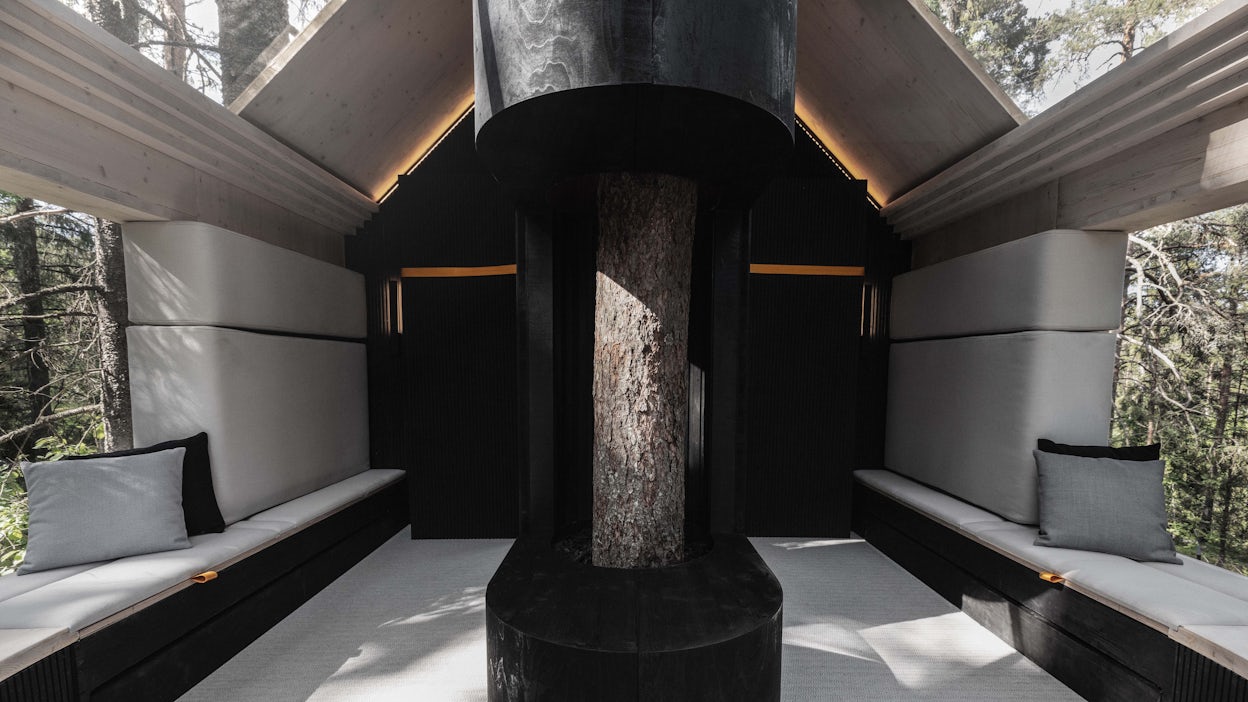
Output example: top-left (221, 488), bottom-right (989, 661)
top-left (0, 645), bottom-right (77, 702)
top-left (1174, 647), bottom-right (1248, 702)
top-left (350, 122), bottom-right (520, 538)
top-left (744, 177), bottom-right (870, 536)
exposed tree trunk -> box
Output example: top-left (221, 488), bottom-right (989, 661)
top-left (94, 219), bottom-right (131, 451)
top-left (592, 173), bottom-right (696, 569)
top-left (218, 0), bottom-right (289, 105)
top-left (1120, 19), bottom-right (1137, 62)
top-left (2, 198), bottom-right (52, 456)
top-left (160, 0), bottom-right (188, 81)
top-left (1202, 357), bottom-right (1233, 557)
top-left (87, 0), bottom-right (141, 46)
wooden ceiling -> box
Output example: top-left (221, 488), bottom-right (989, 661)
top-left (235, 0), bottom-right (1021, 207)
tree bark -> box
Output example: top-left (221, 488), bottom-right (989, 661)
top-left (94, 219), bottom-right (132, 451)
top-left (160, 0), bottom-right (188, 81)
top-left (592, 173), bottom-right (696, 568)
top-left (218, 0), bottom-right (289, 105)
top-left (2, 198), bottom-right (52, 455)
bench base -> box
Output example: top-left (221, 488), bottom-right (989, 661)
top-left (0, 477), bottom-right (407, 702)
top-left (853, 480), bottom-right (1248, 702)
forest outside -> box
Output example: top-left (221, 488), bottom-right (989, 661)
top-left (1, 0), bottom-right (1246, 575)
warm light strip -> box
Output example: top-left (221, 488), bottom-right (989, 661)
top-left (401, 265), bottom-right (517, 278)
top-left (750, 264), bottom-right (866, 277)
top-left (794, 95), bottom-right (885, 209)
top-left (378, 93), bottom-right (477, 203)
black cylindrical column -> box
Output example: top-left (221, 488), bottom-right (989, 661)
top-left (474, 0), bottom-right (796, 199)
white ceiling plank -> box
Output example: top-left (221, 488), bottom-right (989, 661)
top-left (0, 0), bottom-right (373, 262)
top-left (886, 0), bottom-right (1248, 238)
top-left (236, 0), bottom-right (475, 202)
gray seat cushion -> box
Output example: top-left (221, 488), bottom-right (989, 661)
top-left (0, 526), bottom-right (273, 632)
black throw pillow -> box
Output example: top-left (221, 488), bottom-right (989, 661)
top-left (1037, 438), bottom-right (1161, 462)
top-left (65, 432), bottom-right (225, 535)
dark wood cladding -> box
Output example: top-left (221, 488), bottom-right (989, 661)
top-left (746, 273), bottom-right (863, 536)
top-left (1174, 646), bottom-right (1248, 702)
top-left (404, 274), bottom-right (518, 538)
top-left (0, 645), bottom-right (76, 702)
top-left (347, 118), bottom-right (520, 538)
top-left (741, 157), bottom-right (895, 536)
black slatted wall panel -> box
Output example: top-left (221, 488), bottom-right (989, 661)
top-left (1174, 647), bottom-right (1248, 702)
top-left (0, 645), bottom-right (76, 701)
top-left (348, 118), bottom-right (520, 538)
top-left (744, 162), bottom-right (871, 536)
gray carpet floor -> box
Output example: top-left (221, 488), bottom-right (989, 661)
top-left (178, 531), bottom-right (1084, 701)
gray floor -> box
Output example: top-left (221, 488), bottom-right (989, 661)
top-left (179, 530), bottom-right (1083, 701)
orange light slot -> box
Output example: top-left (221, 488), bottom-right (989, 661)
top-left (1039, 572), bottom-right (1065, 585)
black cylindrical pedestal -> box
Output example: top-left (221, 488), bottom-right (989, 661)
top-left (486, 534), bottom-right (783, 702)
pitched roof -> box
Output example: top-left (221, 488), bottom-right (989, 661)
top-left (233, 0), bottom-right (1022, 206)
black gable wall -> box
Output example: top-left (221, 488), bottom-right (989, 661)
top-left (347, 116), bottom-right (903, 539)
top-left (347, 120), bottom-right (520, 538)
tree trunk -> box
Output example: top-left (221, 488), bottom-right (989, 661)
top-left (87, 0), bottom-right (141, 45)
top-left (160, 0), bottom-right (188, 81)
top-left (592, 173), bottom-right (696, 569)
top-left (1202, 357), bottom-right (1233, 557)
top-left (94, 219), bottom-right (132, 451)
top-left (2, 199), bottom-right (51, 455)
top-left (218, 0), bottom-right (289, 105)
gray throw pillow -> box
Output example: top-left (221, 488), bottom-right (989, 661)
top-left (1033, 450), bottom-right (1180, 564)
top-left (19, 448), bottom-right (191, 574)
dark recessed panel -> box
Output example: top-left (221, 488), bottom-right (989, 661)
top-left (405, 275), bottom-right (518, 538)
top-left (745, 275), bottom-right (861, 536)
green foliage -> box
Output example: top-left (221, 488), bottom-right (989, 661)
top-left (925, 0), bottom-right (1050, 110)
top-left (1113, 207), bottom-right (1248, 575)
top-left (1045, 0), bottom-right (1221, 81)
top-left (0, 461), bottom-right (27, 575)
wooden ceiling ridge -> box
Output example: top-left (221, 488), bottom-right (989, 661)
top-left (884, 0), bottom-right (1248, 239)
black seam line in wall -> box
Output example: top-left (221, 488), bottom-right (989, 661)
top-left (131, 322), bottom-right (366, 345)
top-left (889, 328), bottom-right (1120, 344)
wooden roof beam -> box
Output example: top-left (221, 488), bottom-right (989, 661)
top-left (0, 0), bottom-right (376, 263)
top-left (885, 0), bottom-right (1248, 245)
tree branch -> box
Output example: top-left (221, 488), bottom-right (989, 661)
top-left (0, 404), bottom-right (101, 445)
top-left (0, 283), bottom-right (98, 309)
top-left (0, 207), bottom-right (68, 225)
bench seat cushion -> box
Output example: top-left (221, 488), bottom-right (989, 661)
top-left (0, 469), bottom-right (404, 635)
top-left (965, 522), bottom-right (1248, 631)
top-left (242, 469), bottom-right (404, 533)
top-left (854, 469), bottom-right (1006, 528)
top-left (1146, 556), bottom-right (1248, 606)
top-left (0, 563), bottom-right (98, 605)
top-left (857, 469), bottom-right (1248, 634)
top-left (0, 628), bottom-right (74, 683)
top-left (0, 526), bottom-right (274, 632)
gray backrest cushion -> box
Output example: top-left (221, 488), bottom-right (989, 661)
top-left (128, 326), bottom-right (370, 525)
top-left (885, 331), bottom-right (1117, 524)
top-left (19, 448), bottom-right (189, 574)
top-left (1033, 451), bottom-right (1179, 563)
top-left (123, 221), bottom-right (365, 339)
top-left (891, 230), bottom-right (1127, 340)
